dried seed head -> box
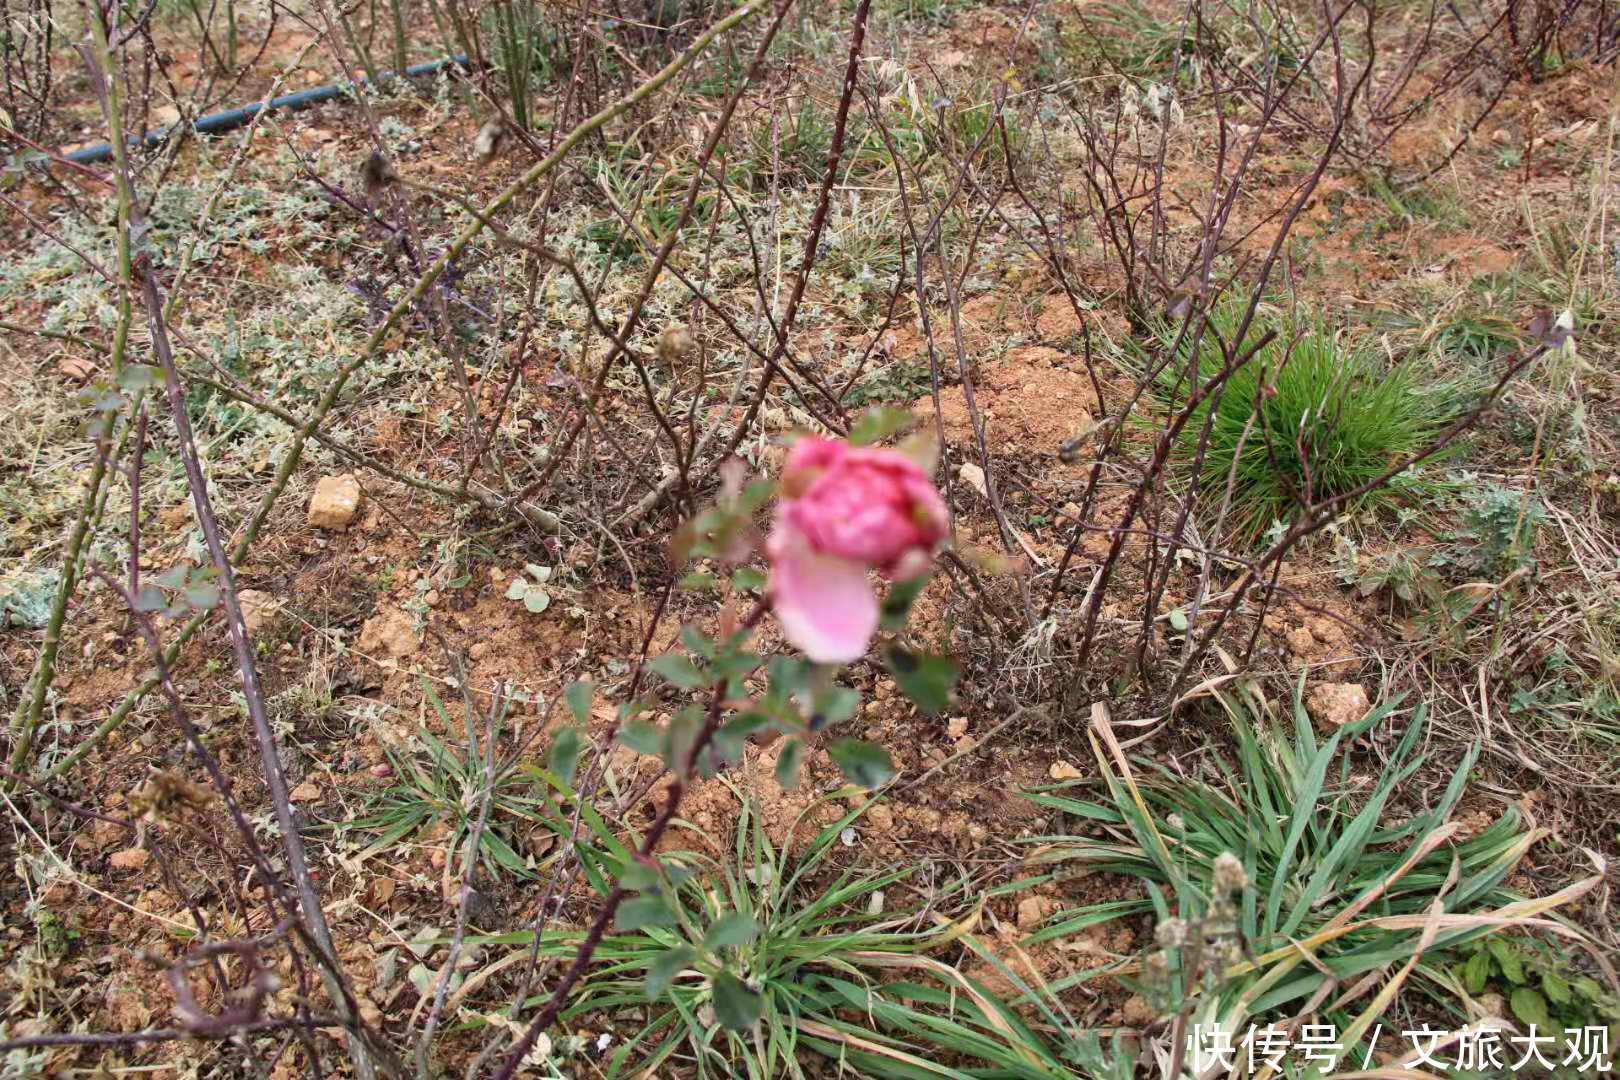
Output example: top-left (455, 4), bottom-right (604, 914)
top-left (360, 150), bottom-right (398, 198)
top-left (657, 324), bottom-right (695, 363)
top-left (1155, 917), bottom-right (1190, 949)
top-left (473, 119), bottom-right (506, 163)
top-left (1212, 851), bottom-right (1248, 894)
top-left (1211, 935), bottom-right (1242, 967)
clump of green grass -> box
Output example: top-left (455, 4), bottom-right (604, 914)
top-left (340, 681), bottom-right (565, 880)
top-left (477, 787), bottom-right (995, 1077)
top-left (486, 0), bottom-right (568, 132)
top-left (1148, 303), bottom-right (1463, 542)
top-left (1021, 687), bottom-right (1600, 1070)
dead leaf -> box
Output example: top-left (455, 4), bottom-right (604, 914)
top-left (365, 877), bottom-right (397, 908)
top-left (58, 355), bottom-right (97, 381)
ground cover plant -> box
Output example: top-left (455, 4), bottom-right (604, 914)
top-left (2, 0), bottom-right (1618, 1074)
top-left (1142, 303), bottom-right (1465, 543)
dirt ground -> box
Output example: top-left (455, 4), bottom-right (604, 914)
top-left (3, 0), bottom-right (1619, 1074)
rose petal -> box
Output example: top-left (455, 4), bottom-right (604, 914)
top-left (767, 524), bottom-right (878, 664)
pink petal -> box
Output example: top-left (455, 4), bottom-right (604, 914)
top-left (767, 524), bottom-right (879, 664)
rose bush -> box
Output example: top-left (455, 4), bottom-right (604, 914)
top-left (766, 436), bottom-right (948, 662)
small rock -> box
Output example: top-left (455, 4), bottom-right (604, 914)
top-left (58, 355), bottom-right (97, 381)
top-left (1307, 682), bottom-right (1371, 728)
top-left (238, 589), bottom-right (282, 635)
top-left (307, 474), bottom-right (363, 530)
top-left (468, 642), bottom-right (490, 660)
top-left (1048, 760), bottom-right (1083, 781)
top-left (370, 764), bottom-right (393, 779)
top-left (957, 462), bottom-right (989, 499)
top-left (358, 607), bottom-right (419, 659)
top-left (866, 804), bottom-right (894, 832)
top-left (109, 848), bottom-right (150, 871)
top-left (1016, 895), bottom-right (1052, 931)
top-left (1285, 625), bottom-right (1317, 658)
top-left (289, 782), bottom-right (320, 802)
top-left (946, 717), bottom-right (969, 739)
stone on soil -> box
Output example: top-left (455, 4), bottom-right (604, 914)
top-left (358, 606), bottom-right (419, 659)
top-left (307, 473), bottom-right (362, 530)
top-left (1307, 682), bottom-right (1371, 728)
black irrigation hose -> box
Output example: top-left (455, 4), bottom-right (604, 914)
top-left (63, 55), bottom-right (470, 165)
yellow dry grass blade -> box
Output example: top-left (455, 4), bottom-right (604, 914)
top-left (1088, 701), bottom-right (1175, 869)
top-left (1222, 870), bottom-right (1603, 982)
top-left (845, 951), bottom-right (1048, 1070)
top-left (796, 1018), bottom-right (964, 1076)
top-left (1319, 822), bottom-right (1463, 934)
top-left (1319, 864), bottom-right (1458, 1079)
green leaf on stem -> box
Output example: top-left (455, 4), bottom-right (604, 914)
top-left (617, 894), bottom-right (677, 931)
top-left (774, 738), bottom-right (805, 790)
top-left (117, 365), bottom-right (162, 392)
top-left (618, 860), bottom-right (662, 892)
top-left (645, 945), bottom-right (695, 1000)
top-left (711, 971), bottom-right (763, 1031)
top-left (650, 653), bottom-right (706, 689)
top-left (703, 912), bottom-right (761, 950)
top-left (828, 739), bottom-right (895, 788)
top-left (882, 646), bottom-right (958, 714)
top-left (848, 406), bottom-right (915, 446)
top-left (731, 566), bottom-right (767, 592)
top-left (808, 685), bottom-right (859, 731)
top-left (549, 725), bottom-right (583, 787)
top-left (565, 680), bottom-right (594, 724)
top-left (880, 575), bottom-right (928, 630)
top-left (184, 581), bottom-right (221, 610)
top-left (619, 719), bottom-right (663, 756)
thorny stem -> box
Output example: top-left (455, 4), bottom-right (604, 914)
top-left (138, 256), bottom-right (377, 1079)
top-left (0, 1018), bottom-right (348, 1055)
top-left (34, 0), bottom-right (768, 786)
top-left (5, 3), bottom-right (135, 782)
top-left (707, 0), bottom-right (874, 471)
top-left (501, 0), bottom-right (793, 514)
top-left (492, 600), bottom-right (769, 1080)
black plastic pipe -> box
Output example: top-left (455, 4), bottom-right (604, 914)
top-left (64, 54), bottom-right (469, 165)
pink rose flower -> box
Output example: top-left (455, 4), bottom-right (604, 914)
top-left (766, 437), bottom-right (948, 662)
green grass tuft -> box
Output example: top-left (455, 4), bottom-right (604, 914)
top-left (1148, 303), bottom-right (1464, 543)
top-left (1021, 687), bottom-right (1575, 1068)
